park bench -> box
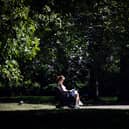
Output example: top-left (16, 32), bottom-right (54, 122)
top-left (55, 87), bottom-right (76, 108)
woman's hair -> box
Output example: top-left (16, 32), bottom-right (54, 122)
top-left (56, 75), bottom-right (65, 82)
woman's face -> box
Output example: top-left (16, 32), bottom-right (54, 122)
top-left (60, 76), bottom-right (65, 83)
top-left (62, 76), bottom-right (65, 81)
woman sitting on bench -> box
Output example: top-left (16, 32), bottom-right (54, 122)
top-left (56, 75), bottom-right (83, 109)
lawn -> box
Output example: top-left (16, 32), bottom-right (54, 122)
top-left (1, 103), bottom-right (129, 129)
top-left (0, 103), bottom-right (55, 111)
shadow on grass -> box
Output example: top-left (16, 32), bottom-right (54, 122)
top-left (1, 109), bottom-right (129, 129)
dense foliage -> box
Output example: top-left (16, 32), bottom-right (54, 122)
top-left (0, 0), bottom-right (129, 101)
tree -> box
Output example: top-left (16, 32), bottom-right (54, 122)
top-left (0, 0), bottom-right (129, 98)
top-left (0, 0), bottom-right (40, 88)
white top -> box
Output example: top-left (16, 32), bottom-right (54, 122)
top-left (58, 84), bottom-right (78, 95)
top-left (58, 84), bottom-right (68, 92)
top-left (61, 85), bottom-right (68, 91)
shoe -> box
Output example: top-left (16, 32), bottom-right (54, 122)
top-left (79, 100), bottom-right (83, 106)
top-left (74, 105), bottom-right (80, 109)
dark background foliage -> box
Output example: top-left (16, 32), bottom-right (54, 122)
top-left (0, 0), bottom-right (129, 102)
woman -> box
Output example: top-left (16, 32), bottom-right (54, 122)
top-left (56, 75), bottom-right (83, 108)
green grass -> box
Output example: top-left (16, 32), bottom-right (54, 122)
top-left (99, 96), bottom-right (118, 101)
top-left (1, 103), bottom-right (129, 129)
top-left (0, 96), bottom-right (55, 104)
top-left (0, 103), bottom-right (55, 111)
top-left (98, 96), bottom-right (118, 104)
top-left (0, 96), bottom-right (119, 106)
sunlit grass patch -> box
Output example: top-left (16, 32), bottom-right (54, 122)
top-left (0, 103), bottom-right (55, 111)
